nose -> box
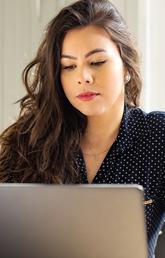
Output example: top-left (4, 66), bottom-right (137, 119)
top-left (76, 68), bottom-right (94, 85)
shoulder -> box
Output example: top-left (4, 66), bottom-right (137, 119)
top-left (123, 106), bottom-right (165, 147)
top-left (145, 110), bottom-right (165, 130)
top-left (127, 107), bottom-right (165, 132)
top-left (138, 108), bottom-right (165, 136)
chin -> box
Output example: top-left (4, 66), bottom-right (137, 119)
top-left (79, 107), bottom-right (107, 117)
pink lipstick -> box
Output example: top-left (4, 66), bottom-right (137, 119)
top-left (77, 92), bottom-right (100, 101)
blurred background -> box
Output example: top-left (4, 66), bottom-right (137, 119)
top-left (0, 0), bottom-right (164, 256)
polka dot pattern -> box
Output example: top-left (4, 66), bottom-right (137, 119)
top-left (75, 106), bottom-right (165, 258)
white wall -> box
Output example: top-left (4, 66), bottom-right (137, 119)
top-left (145, 0), bottom-right (165, 111)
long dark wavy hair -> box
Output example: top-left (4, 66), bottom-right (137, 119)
top-left (0, 0), bottom-right (142, 183)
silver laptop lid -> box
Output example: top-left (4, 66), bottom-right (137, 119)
top-left (0, 184), bottom-right (147, 258)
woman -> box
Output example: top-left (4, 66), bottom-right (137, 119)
top-left (0, 0), bottom-right (165, 257)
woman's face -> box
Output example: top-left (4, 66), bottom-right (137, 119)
top-left (60, 25), bottom-right (125, 116)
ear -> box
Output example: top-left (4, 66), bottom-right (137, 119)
top-left (124, 72), bottom-right (131, 84)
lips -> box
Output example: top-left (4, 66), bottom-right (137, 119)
top-left (77, 92), bottom-right (100, 101)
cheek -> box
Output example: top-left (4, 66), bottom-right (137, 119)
top-left (104, 63), bottom-right (124, 86)
top-left (61, 71), bottom-right (74, 85)
top-left (101, 66), bottom-right (125, 100)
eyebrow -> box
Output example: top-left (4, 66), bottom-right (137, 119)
top-left (61, 48), bottom-right (107, 59)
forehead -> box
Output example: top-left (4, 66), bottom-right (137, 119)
top-left (61, 25), bottom-right (119, 55)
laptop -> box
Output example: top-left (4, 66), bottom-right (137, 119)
top-left (0, 184), bottom-right (147, 258)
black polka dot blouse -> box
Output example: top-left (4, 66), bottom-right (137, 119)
top-left (75, 105), bottom-right (165, 258)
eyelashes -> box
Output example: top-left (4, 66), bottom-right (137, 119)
top-left (91, 60), bottom-right (107, 66)
top-left (61, 64), bottom-right (76, 71)
top-left (61, 60), bottom-right (107, 71)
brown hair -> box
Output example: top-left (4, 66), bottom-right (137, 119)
top-left (0, 0), bottom-right (142, 183)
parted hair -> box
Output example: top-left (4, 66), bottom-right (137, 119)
top-left (0, 0), bottom-right (142, 183)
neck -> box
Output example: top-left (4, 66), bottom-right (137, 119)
top-left (81, 102), bottom-right (124, 152)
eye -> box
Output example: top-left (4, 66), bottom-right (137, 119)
top-left (61, 64), bottom-right (76, 71)
top-left (91, 60), bottom-right (107, 66)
